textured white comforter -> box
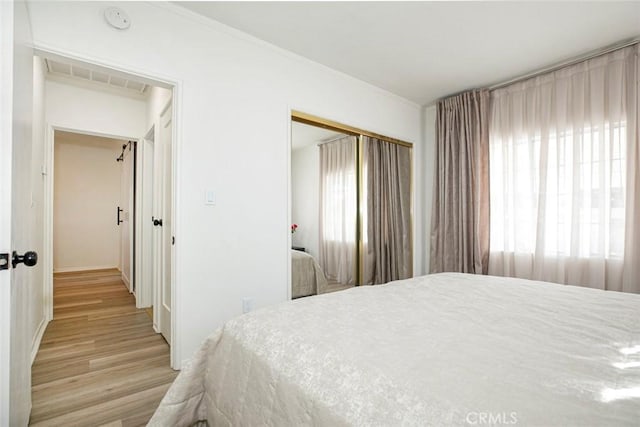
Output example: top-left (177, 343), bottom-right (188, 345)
top-left (149, 273), bottom-right (640, 426)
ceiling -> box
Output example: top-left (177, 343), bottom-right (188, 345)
top-left (178, 1), bottom-right (640, 105)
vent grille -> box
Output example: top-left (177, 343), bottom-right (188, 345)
top-left (45, 59), bottom-right (148, 94)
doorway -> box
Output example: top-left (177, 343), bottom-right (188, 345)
top-left (39, 53), bottom-right (178, 366)
top-left (52, 131), bottom-right (133, 279)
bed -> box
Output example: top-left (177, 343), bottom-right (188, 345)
top-left (149, 273), bottom-right (640, 426)
top-left (291, 249), bottom-right (328, 298)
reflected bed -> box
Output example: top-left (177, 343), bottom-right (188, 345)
top-left (149, 273), bottom-right (640, 426)
top-left (291, 249), bottom-right (327, 298)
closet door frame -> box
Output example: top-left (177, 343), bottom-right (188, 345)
top-left (290, 110), bottom-right (413, 285)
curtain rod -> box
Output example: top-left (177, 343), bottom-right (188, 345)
top-left (317, 134), bottom-right (353, 146)
top-left (489, 37), bottom-right (639, 91)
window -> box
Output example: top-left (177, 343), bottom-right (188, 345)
top-left (491, 122), bottom-right (626, 259)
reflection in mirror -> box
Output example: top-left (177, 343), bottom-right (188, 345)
top-left (318, 134), bottom-right (358, 286)
top-left (291, 122), bottom-right (354, 298)
top-left (290, 114), bottom-right (413, 299)
top-left (361, 136), bottom-right (413, 284)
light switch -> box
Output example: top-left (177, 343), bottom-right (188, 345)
top-left (205, 190), bottom-right (216, 205)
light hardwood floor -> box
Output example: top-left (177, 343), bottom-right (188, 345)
top-left (30, 269), bottom-right (178, 426)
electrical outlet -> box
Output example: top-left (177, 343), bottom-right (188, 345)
top-left (242, 297), bottom-right (253, 314)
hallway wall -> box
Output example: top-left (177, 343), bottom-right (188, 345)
top-left (46, 78), bottom-right (146, 138)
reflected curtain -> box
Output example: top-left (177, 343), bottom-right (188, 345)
top-left (430, 90), bottom-right (490, 274)
top-left (319, 136), bottom-right (357, 285)
top-left (489, 45), bottom-right (639, 293)
top-left (362, 137), bottom-right (412, 285)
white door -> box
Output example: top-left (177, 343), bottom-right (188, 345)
top-left (1, 1), bottom-right (37, 425)
top-left (155, 102), bottom-right (173, 344)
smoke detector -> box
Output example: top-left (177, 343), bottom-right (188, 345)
top-left (104, 7), bottom-right (131, 30)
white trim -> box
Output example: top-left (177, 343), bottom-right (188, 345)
top-left (122, 271), bottom-right (131, 290)
top-left (53, 265), bottom-right (120, 273)
top-left (30, 316), bottom-right (47, 365)
top-left (43, 125), bottom-right (54, 321)
top-left (169, 85), bottom-right (182, 370)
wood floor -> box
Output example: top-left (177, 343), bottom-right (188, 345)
top-left (30, 269), bottom-right (178, 426)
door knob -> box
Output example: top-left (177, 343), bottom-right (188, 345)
top-left (12, 251), bottom-right (38, 268)
top-left (153, 217), bottom-right (163, 227)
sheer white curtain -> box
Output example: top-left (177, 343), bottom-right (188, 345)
top-left (489, 45), bottom-right (639, 292)
top-left (319, 136), bottom-right (357, 285)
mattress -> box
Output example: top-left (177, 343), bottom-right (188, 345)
top-left (149, 273), bottom-right (640, 426)
top-left (291, 249), bottom-right (327, 298)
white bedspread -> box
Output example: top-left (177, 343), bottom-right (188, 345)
top-left (149, 273), bottom-right (640, 426)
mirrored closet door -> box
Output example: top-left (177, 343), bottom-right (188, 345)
top-left (290, 112), bottom-right (412, 298)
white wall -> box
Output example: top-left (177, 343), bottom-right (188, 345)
top-left (45, 78), bottom-right (146, 139)
top-left (291, 144), bottom-right (320, 259)
top-left (28, 1), bottom-right (423, 366)
top-left (53, 134), bottom-right (123, 272)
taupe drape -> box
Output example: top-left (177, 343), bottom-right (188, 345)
top-left (362, 137), bottom-right (412, 284)
top-left (430, 90), bottom-right (490, 274)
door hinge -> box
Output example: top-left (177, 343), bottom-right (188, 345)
top-left (0, 253), bottom-right (8, 271)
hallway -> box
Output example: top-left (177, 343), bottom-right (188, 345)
top-left (30, 269), bottom-right (177, 426)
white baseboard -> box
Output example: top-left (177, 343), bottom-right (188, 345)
top-left (122, 272), bottom-right (131, 291)
top-left (30, 316), bottom-right (48, 365)
top-left (53, 265), bottom-right (119, 273)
